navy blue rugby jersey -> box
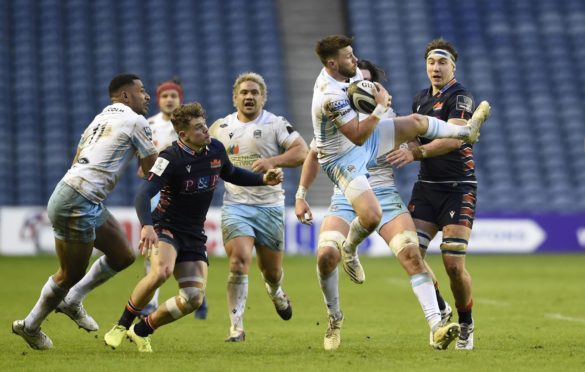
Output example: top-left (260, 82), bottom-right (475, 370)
top-left (135, 138), bottom-right (263, 235)
top-left (412, 79), bottom-right (476, 182)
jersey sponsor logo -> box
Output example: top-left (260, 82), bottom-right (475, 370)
top-left (183, 175), bottom-right (219, 193)
top-left (78, 157), bottom-right (89, 164)
top-left (433, 102), bottom-right (444, 111)
top-left (339, 107), bottom-right (352, 116)
top-left (198, 177), bottom-right (208, 189)
top-left (229, 153), bottom-right (260, 168)
top-left (328, 99), bottom-right (350, 112)
top-left (229, 132), bottom-right (234, 139)
top-left (456, 95), bottom-right (473, 113)
top-left (210, 159), bottom-right (221, 168)
top-left (227, 144), bottom-right (239, 155)
top-left (186, 165), bottom-right (191, 173)
top-left (105, 106), bottom-right (125, 113)
top-left (151, 157), bottom-right (170, 176)
top-left (253, 129), bottom-right (262, 138)
top-left (144, 126), bottom-right (153, 141)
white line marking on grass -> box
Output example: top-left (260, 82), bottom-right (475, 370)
top-left (474, 298), bottom-right (511, 307)
top-left (545, 313), bottom-right (585, 323)
top-left (384, 277), bottom-right (409, 287)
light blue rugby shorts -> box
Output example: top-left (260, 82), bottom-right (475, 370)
top-left (221, 204), bottom-right (285, 251)
top-left (321, 128), bottom-right (380, 193)
top-left (326, 186), bottom-right (408, 233)
top-left (47, 181), bottom-right (111, 243)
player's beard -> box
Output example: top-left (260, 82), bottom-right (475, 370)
top-left (338, 64), bottom-right (357, 79)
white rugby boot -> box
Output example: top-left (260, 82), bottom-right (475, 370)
top-left (456, 322), bottom-right (474, 350)
top-left (55, 299), bottom-right (99, 332)
top-left (12, 320), bottom-right (53, 350)
top-left (324, 313), bottom-right (344, 351)
top-left (464, 101), bottom-right (491, 144)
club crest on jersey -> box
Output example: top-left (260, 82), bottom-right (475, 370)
top-left (253, 129), bottom-right (262, 138)
top-left (449, 210), bottom-right (455, 218)
top-left (456, 95), bottom-right (473, 113)
top-left (220, 123), bottom-right (228, 128)
top-left (227, 144), bottom-right (239, 155)
top-left (210, 159), bottom-right (221, 168)
top-left (186, 165), bottom-right (191, 173)
top-left (346, 164), bottom-right (356, 173)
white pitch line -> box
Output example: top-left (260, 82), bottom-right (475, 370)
top-left (384, 277), bottom-right (409, 287)
top-left (474, 298), bottom-right (511, 307)
top-left (545, 313), bottom-right (585, 323)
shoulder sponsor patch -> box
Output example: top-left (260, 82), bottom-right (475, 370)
top-left (150, 157), bottom-right (169, 176)
top-left (456, 95), bottom-right (473, 113)
top-left (327, 99), bottom-right (351, 112)
top-left (143, 126), bottom-right (153, 141)
top-left (279, 116), bottom-right (296, 134)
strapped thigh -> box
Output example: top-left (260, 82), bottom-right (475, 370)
top-left (440, 237), bottom-right (468, 256)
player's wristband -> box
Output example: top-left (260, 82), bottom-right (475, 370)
top-left (295, 186), bottom-right (308, 200)
top-left (371, 104), bottom-right (387, 120)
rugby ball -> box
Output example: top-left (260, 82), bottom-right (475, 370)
top-left (347, 80), bottom-right (377, 114)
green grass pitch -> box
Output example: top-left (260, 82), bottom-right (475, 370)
top-left (1, 254), bottom-right (584, 371)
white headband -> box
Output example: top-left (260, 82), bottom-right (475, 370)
top-left (427, 49), bottom-right (456, 67)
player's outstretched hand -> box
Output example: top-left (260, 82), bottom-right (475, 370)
top-left (139, 225), bottom-right (159, 257)
top-left (263, 168), bottom-right (283, 185)
top-left (295, 198), bottom-right (313, 225)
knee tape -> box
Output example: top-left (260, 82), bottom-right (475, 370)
top-left (388, 230), bottom-right (418, 256)
top-left (440, 237), bottom-right (468, 256)
top-left (165, 287), bottom-right (204, 319)
top-left (227, 272), bottom-right (248, 284)
top-left (179, 286), bottom-right (204, 313)
top-left (318, 231), bottom-right (346, 251)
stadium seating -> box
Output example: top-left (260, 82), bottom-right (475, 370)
top-left (347, 0), bottom-right (585, 211)
top-left (2, 0), bottom-right (583, 211)
top-left (1, 0), bottom-right (290, 206)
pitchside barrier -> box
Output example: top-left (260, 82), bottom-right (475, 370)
top-left (0, 207), bottom-right (584, 256)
